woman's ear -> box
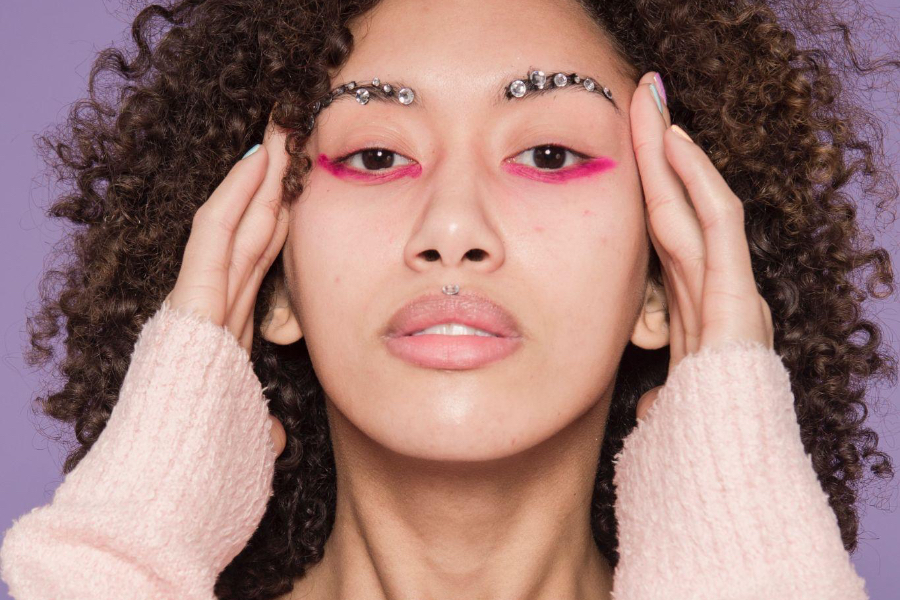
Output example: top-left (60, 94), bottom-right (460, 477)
top-left (630, 277), bottom-right (669, 350)
top-left (260, 275), bottom-right (303, 345)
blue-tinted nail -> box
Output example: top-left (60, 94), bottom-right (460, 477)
top-left (649, 83), bottom-right (664, 115)
top-left (653, 72), bottom-right (667, 105)
top-left (242, 143), bottom-right (261, 159)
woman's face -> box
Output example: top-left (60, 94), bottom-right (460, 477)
top-left (266, 0), bottom-right (661, 461)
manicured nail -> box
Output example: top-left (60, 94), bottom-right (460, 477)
top-left (242, 143), bottom-right (261, 159)
top-left (653, 72), bottom-right (667, 105)
top-left (649, 82), bottom-right (664, 115)
top-left (670, 124), bottom-right (693, 143)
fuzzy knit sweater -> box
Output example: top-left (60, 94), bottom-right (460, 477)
top-left (0, 300), bottom-right (869, 599)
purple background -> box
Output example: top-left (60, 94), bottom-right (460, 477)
top-left (2, 1), bottom-right (898, 598)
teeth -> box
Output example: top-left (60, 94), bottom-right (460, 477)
top-left (411, 323), bottom-right (497, 337)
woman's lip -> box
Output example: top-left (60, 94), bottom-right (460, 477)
top-left (384, 333), bottom-right (523, 370)
top-left (384, 291), bottom-right (523, 339)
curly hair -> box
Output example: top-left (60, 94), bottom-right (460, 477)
top-left (24, 0), bottom-right (899, 597)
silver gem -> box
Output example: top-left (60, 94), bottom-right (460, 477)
top-left (346, 81), bottom-right (356, 90)
top-left (371, 77), bottom-right (380, 86)
top-left (553, 73), bottom-right (568, 87)
top-left (398, 87), bottom-right (415, 104)
top-left (442, 284), bottom-right (460, 295)
top-left (312, 100), bottom-right (321, 113)
top-left (355, 88), bottom-right (370, 104)
top-left (509, 80), bottom-right (527, 98)
top-left (382, 83), bottom-right (392, 94)
top-left (529, 70), bottom-right (546, 89)
top-left (573, 74), bottom-right (581, 83)
top-left (583, 78), bottom-right (595, 92)
top-left (307, 115), bottom-right (315, 131)
top-left (603, 86), bottom-right (612, 99)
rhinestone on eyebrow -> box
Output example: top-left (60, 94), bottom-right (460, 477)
top-left (304, 77), bottom-right (417, 133)
top-left (506, 69), bottom-right (614, 104)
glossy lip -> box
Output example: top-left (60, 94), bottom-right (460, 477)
top-left (382, 290), bottom-right (523, 339)
top-left (384, 333), bottom-right (522, 370)
top-left (382, 291), bottom-right (524, 370)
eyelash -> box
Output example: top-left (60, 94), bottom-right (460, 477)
top-left (334, 144), bottom-right (593, 173)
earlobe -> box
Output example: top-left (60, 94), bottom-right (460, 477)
top-left (260, 279), bottom-right (304, 345)
top-left (630, 279), bottom-right (669, 350)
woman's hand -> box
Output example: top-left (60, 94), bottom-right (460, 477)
top-left (631, 71), bottom-right (775, 421)
top-left (163, 118), bottom-right (289, 455)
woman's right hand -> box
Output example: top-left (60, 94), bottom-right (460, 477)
top-left (163, 119), bottom-right (290, 456)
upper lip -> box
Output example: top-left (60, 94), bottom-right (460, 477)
top-left (384, 289), bottom-right (523, 339)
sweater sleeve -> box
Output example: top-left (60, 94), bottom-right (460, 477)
top-left (0, 300), bottom-right (278, 600)
top-left (610, 338), bottom-right (869, 600)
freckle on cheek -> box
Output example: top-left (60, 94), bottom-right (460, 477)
top-left (583, 209), bottom-right (595, 217)
top-left (533, 225), bottom-right (545, 233)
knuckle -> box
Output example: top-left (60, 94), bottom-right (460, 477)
top-left (632, 136), bottom-right (656, 159)
top-left (700, 200), bottom-right (742, 232)
top-left (706, 287), bottom-right (754, 304)
top-left (718, 195), bottom-right (745, 220)
top-left (667, 245), bottom-right (705, 272)
top-left (193, 204), bottom-right (233, 233)
top-left (644, 192), bottom-right (683, 220)
top-left (231, 243), bottom-right (258, 269)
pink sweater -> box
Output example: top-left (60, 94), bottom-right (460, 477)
top-left (0, 300), bottom-right (869, 599)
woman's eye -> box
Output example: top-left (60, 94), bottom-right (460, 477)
top-left (509, 145), bottom-right (590, 170)
top-left (339, 148), bottom-right (413, 171)
top-left (335, 144), bottom-right (589, 173)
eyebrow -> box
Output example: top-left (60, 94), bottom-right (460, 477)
top-left (316, 71), bottom-right (620, 117)
top-left (493, 76), bottom-right (621, 113)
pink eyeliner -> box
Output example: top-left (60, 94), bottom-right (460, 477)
top-left (318, 153), bottom-right (422, 182)
top-left (502, 156), bottom-right (617, 183)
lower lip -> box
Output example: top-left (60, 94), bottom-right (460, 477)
top-left (384, 333), bottom-right (523, 369)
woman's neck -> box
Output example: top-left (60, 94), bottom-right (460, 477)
top-left (287, 396), bottom-right (614, 600)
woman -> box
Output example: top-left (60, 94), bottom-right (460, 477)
top-left (1, 0), bottom-right (896, 598)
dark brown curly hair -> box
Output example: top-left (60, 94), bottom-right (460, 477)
top-left (24, 0), bottom-right (899, 597)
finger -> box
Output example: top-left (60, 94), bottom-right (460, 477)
top-left (645, 203), bottom-right (704, 359)
top-left (662, 129), bottom-right (763, 346)
top-left (661, 264), bottom-right (686, 368)
top-left (226, 119), bottom-right (291, 311)
top-left (176, 151), bottom-right (268, 325)
top-left (238, 296), bottom-right (255, 353)
top-left (228, 203), bottom-right (290, 344)
top-left (632, 73), bottom-right (705, 341)
top-left (631, 72), bottom-right (702, 271)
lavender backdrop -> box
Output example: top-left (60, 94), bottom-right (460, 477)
top-left (1, 1), bottom-right (898, 598)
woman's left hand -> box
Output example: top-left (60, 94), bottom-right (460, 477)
top-left (631, 71), bottom-right (775, 421)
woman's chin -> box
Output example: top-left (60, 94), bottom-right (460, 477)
top-left (326, 393), bottom-right (585, 464)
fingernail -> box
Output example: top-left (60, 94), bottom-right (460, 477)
top-left (653, 72), bottom-right (667, 105)
top-left (670, 124), bottom-right (693, 143)
top-left (649, 82), bottom-right (664, 115)
top-left (242, 143), bottom-right (261, 159)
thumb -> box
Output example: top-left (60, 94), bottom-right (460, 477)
top-left (635, 386), bottom-right (663, 422)
top-left (268, 414), bottom-right (286, 457)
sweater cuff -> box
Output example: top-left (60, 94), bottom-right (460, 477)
top-left (3, 300), bottom-right (276, 596)
top-left (611, 339), bottom-right (868, 600)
